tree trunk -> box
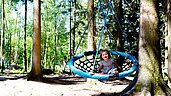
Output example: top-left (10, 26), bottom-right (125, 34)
top-left (23, 0), bottom-right (27, 72)
top-left (115, 0), bottom-right (124, 68)
top-left (53, 30), bottom-right (57, 72)
top-left (9, 33), bottom-right (12, 66)
top-left (1, 0), bottom-right (5, 73)
top-left (167, 0), bottom-right (171, 88)
top-left (133, 0), bottom-right (171, 95)
top-left (73, 0), bottom-right (76, 54)
top-left (42, 4), bottom-right (48, 68)
top-left (27, 0), bottom-right (43, 81)
top-left (53, 0), bottom-right (57, 72)
top-left (88, 0), bottom-right (96, 51)
top-left (115, 0), bottom-right (123, 51)
top-left (13, 12), bottom-right (18, 65)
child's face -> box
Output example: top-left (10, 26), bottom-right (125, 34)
top-left (102, 51), bottom-right (109, 61)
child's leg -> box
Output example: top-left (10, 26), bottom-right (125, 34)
top-left (101, 69), bottom-right (108, 74)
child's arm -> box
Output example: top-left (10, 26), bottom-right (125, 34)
top-left (113, 61), bottom-right (122, 71)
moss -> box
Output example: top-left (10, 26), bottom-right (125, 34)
top-left (134, 82), bottom-right (142, 92)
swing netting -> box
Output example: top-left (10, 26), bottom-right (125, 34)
top-left (74, 52), bottom-right (134, 73)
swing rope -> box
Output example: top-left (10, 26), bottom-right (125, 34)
top-left (74, 0), bottom-right (131, 55)
top-left (74, 0), bottom-right (101, 55)
top-left (109, 0), bottom-right (131, 51)
top-left (73, 0), bottom-right (133, 72)
top-left (93, 0), bottom-right (133, 70)
top-left (93, 0), bottom-right (112, 72)
top-left (73, 0), bottom-right (131, 72)
top-left (68, 0), bottom-right (139, 80)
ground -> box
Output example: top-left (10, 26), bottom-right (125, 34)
top-left (0, 74), bottom-right (134, 96)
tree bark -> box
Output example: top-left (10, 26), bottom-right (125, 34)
top-left (1, 0), bottom-right (5, 73)
top-left (23, 0), bottom-right (27, 72)
top-left (88, 0), bottom-right (96, 51)
top-left (42, 4), bottom-right (48, 68)
top-left (53, 0), bottom-right (57, 72)
top-left (133, 0), bottom-right (171, 95)
top-left (69, 0), bottom-right (72, 59)
top-left (115, 0), bottom-right (123, 51)
top-left (27, 0), bottom-right (43, 81)
top-left (73, 0), bottom-right (76, 54)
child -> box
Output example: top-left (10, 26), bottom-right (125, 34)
top-left (98, 49), bottom-right (121, 74)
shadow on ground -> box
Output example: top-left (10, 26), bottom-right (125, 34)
top-left (0, 74), bottom-right (27, 81)
top-left (43, 75), bottom-right (87, 85)
top-left (0, 74), bottom-right (86, 85)
top-left (93, 71), bottom-right (139, 96)
top-left (0, 71), bottom-right (138, 96)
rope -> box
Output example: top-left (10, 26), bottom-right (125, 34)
top-left (107, 29), bottom-right (113, 49)
top-left (74, 0), bottom-right (131, 67)
top-left (67, 0), bottom-right (138, 81)
top-left (93, 0), bottom-right (111, 72)
top-left (109, 0), bottom-right (131, 51)
top-left (74, 0), bottom-right (101, 55)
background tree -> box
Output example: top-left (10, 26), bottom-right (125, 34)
top-left (1, 0), bottom-right (5, 73)
top-left (69, 0), bottom-right (72, 59)
top-left (88, 0), bottom-right (96, 51)
top-left (72, 0), bottom-right (76, 54)
top-left (23, 0), bottom-right (27, 72)
top-left (134, 0), bottom-right (171, 95)
top-left (41, 1), bottom-right (48, 68)
top-left (115, 0), bottom-right (123, 51)
top-left (27, 0), bottom-right (42, 81)
top-left (52, 0), bottom-right (57, 73)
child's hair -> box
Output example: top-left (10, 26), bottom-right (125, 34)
top-left (100, 49), bottom-right (111, 60)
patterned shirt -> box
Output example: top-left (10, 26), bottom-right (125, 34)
top-left (100, 58), bottom-right (115, 73)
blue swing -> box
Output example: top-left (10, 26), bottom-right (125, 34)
top-left (68, 50), bottom-right (138, 80)
top-left (68, 0), bottom-right (138, 80)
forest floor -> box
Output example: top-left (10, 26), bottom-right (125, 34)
top-left (0, 74), bottom-right (135, 96)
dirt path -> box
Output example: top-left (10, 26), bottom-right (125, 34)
top-left (0, 74), bottom-right (132, 96)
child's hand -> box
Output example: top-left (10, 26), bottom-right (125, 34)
top-left (111, 68), bottom-right (118, 74)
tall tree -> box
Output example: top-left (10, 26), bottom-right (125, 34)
top-left (88, 0), bottom-right (96, 51)
top-left (134, 0), bottom-right (171, 95)
top-left (115, 0), bottom-right (124, 68)
top-left (23, 0), bottom-right (27, 72)
top-left (73, 0), bottom-right (76, 54)
top-left (69, 0), bottom-right (72, 58)
top-left (167, 0), bottom-right (171, 87)
top-left (1, 0), bottom-right (5, 73)
top-left (27, 0), bottom-right (43, 81)
top-left (53, 0), bottom-right (57, 73)
top-left (115, 0), bottom-right (123, 51)
top-left (42, 3), bottom-right (48, 67)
